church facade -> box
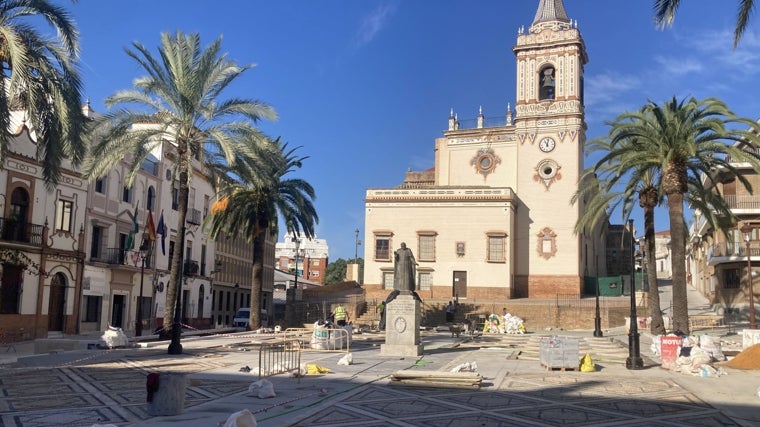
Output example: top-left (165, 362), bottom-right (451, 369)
top-left (363, 0), bottom-right (604, 301)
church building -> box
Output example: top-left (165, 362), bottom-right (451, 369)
top-left (363, 0), bottom-right (604, 301)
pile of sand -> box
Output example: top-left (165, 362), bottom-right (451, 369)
top-left (722, 343), bottom-right (760, 370)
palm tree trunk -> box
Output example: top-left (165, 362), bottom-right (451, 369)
top-left (667, 191), bottom-right (690, 334)
top-left (644, 206), bottom-right (666, 334)
top-left (250, 230), bottom-right (264, 330)
top-left (163, 160), bottom-right (190, 333)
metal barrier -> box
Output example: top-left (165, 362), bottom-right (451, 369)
top-left (257, 339), bottom-right (302, 380)
top-left (283, 327), bottom-right (351, 353)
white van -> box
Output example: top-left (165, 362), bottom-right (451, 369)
top-left (233, 307), bottom-right (250, 328)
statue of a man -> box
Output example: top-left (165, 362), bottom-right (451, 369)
top-left (394, 242), bottom-right (417, 292)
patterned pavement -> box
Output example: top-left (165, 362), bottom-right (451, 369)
top-left (0, 332), bottom-right (756, 427)
top-left (0, 347), bottom-right (249, 427)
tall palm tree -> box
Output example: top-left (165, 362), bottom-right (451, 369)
top-left (574, 139), bottom-right (668, 334)
top-left (206, 139), bottom-right (318, 330)
top-left (84, 31), bottom-right (276, 348)
top-left (654, 0), bottom-right (755, 48)
top-left (0, 0), bottom-right (87, 186)
top-left (577, 145), bottom-right (737, 335)
top-left (595, 96), bottom-right (760, 334)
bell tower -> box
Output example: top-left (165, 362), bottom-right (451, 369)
top-left (513, 0), bottom-right (589, 297)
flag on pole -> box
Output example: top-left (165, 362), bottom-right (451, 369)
top-left (157, 210), bottom-right (166, 256)
top-left (145, 210), bottom-right (157, 242)
top-left (126, 201), bottom-right (140, 250)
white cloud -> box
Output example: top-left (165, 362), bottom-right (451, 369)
top-left (653, 55), bottom-right (703, 76)
top-left (584, 71), bottom-right (640, 107)
top-left (353, 3), bottom-right (397, 49)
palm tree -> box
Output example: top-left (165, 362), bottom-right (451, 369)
top-left (577, 147), bottom-right (738, 335)
top-left (654, 0), bottom-right (755, 48)
top-left (595, 96), bottom-right (760, 334)
top-left (84, 31), bottom-right (276, 350)
top-left (206, 139), bottom-right (318, 330)
top-left (0, 0), bottom-right (87, 186)
top-left (574, 140), bottom-right (668, 334)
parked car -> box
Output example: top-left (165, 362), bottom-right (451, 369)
top-left (233, 307), bottom-right (250, 329)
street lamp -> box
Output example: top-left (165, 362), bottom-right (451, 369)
top-left (135, 236), bottom-right (152, 337)
top-left (354, 228), bottom-right (361, 263)
top-left (626, 219), bottom-right (643, 369)
top-left (740, 222), bottom-right (758, 329)
top-left (593, 276), bottom-right (603, 337)
top-left (286, 234), bottom-right (301, 327)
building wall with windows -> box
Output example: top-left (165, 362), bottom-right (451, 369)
top-left (0, 110), bottom-right (88, 339)
top-left (363, 0), bottom-right (601, 301)
top-left (690, 156), bottom-right (760, 313)
top-left (274, 232), bottom-right (329, 284)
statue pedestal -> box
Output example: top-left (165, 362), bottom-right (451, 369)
top-left (381, 293), bottom-right (423, 357)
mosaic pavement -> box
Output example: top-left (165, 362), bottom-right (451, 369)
top-left (290, 375), bottom-right (740, 427)
top-left (0, 348), bottom-right (248, 427)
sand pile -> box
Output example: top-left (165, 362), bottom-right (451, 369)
top-left (722, 343), bottom-right (760, 370)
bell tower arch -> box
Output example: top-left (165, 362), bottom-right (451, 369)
top-left (512, 0), bottom-right (590, 297)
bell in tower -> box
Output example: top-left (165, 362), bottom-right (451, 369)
top-left (540, 66), bottom-right (555, 100)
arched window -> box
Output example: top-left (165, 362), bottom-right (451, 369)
top-left (539, 66), bottom-right (556, 100)
top-left (5, 187), bottom-right (29, 242)
top-left (147, 186), bottom-right (156, 211)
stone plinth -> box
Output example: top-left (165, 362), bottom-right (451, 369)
top-left (147, 373), bottom-right (187, 416)
top-left (381, 293), bottom-right (423, 357)
top-left (742, 329), bottom-right (760, 349)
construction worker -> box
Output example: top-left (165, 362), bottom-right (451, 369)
top-left (333, 304), bottom-right (348, 326)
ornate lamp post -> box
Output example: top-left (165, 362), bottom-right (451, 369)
top-left (286, 235), bottom-right (301, 327)
top-left (740, 222), bottom-right (758, 329)
top-left (135, 236), bottom-right (152, 337)
top-left (593, 277), bottom-right (603, 337)
top-left (626, 219), bottom-right (643, 369)
top-left (354, 228), bottom-right (360, 263)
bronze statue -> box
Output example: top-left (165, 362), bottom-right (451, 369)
top-left (394, 242), bottom-right (417, 292)
top-left (385, 243), bottom-right (422, 306)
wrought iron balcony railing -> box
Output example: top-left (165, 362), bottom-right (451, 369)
top-left (708, 242), bottom-right (760, 259)
top-left (722, 195), bottom-right (760, 210)
top-left (0, 218), bottom-right (43, 246)
top-left (186, 208), bottom-right (202, 225)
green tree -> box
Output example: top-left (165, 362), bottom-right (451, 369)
top-left (84, 31), bottom-right (276, 348)
top-left (576, 137), bottom-right (735, 334)
top-left (593, 96), bottom-right (760, 334)
top-left (654, 0), bottom-right (755, 48)
top-left (206, 140), bottom-right (317, 330)
top-left (574, 161), bottom-right (668, 334)
top-left (324, 258), bottom-right (348, 285)
top-left (0, 0), bottom-right (87, 186)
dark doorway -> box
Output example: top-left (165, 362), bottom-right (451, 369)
top-left (453, 271), bottom-right (467, 298)
top-left (111, 294), bottom-right (125, 328)
top-left (182, 290), bottom-right (190, 323)
top-left (47, 273), bottom-right (66, 331)
top-left (0, 264), bottom-right (23, 314)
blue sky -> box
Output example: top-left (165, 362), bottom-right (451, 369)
top-left (69, 1), bottom-right (760, 260)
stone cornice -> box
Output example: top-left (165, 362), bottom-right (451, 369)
top-left (365, 187), bottom-right (515, 203)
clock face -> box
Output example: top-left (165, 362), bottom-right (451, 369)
top-left (539, 137), bottom-right (556, 152)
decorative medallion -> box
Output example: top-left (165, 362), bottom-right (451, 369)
top-left (394, 316), bottom-right (408, 333)
top-left (537, 227), bottom-right (557, 260)
top-left (534, 159), bottom-right (562, 189)
top-left (470, 147), bottom-right (502, 178)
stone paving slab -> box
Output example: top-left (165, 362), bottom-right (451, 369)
top-left (0, 330), bottom-right (758, 427)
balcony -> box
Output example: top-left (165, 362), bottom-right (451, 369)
top-left (92, 248), bottom-right (153, 268)
top-left (707, 242), bottom-right (760, 265)
top-left (0, 218), bottom-right (43, 246)
top-left (186, 208), bottom-right (202, 225)
top-left (184, 260), bottom-right (199, 276)
top-left (722, 195), bottom-right (760, 210)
